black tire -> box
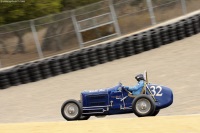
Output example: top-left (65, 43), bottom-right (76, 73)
top-left (79, 115), bottom-right (90, 120)
top-left (132, 94), bottom-right (156, 117)
top-left (61, 99), bottom-right (82, 121)
top-left (95, 115), bottom-right (106, 118)
top-left (151, 109), bottom-right (160, 116)
top-left (77, 100), bottom-right (91, 120)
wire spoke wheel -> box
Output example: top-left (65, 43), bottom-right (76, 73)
top-left (64, 103), bottom-right (79, 118)
top-left (132, 94), bottom-right (156, 117)
top-left (61, 99), bottom-right (82, 121)
top-left (136, 98), bottom-right (151, 114)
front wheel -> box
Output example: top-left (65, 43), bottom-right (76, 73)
top-left (61, 99), bottom-right (82, 121)
top-left (132, 94), bottom-right (156, 117)
top-left (78, 100), bottom-right (90, 120)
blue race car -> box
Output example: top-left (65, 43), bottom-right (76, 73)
top-left (61, 71), bottom-right (173, 121)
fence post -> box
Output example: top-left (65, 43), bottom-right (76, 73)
top-left (30, 20), bottom-right (44, 59)
top-left (71, 10), bottom-right (84, 48)
top-left (0, 60), bottom-right (2, 68)
top-left (109, 0), bottom-right (121, 36)
top-left (146, 0), bottom-right (157, 25)
top-left (181, 0), bottom-right (187, 15)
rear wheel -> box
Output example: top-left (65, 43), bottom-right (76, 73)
top-left (61, 99), bottom-right (82, 121)
top-left (132, 94), bottom-right (156, 117)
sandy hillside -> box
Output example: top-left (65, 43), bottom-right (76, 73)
top-left (0, 33), bottom-right (200, 123)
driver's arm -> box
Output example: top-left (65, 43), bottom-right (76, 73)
top-left (124, 80), bottom-right (144, 91)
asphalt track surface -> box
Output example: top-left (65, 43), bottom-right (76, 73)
top-left (0, 32), bottom-right (200, 123)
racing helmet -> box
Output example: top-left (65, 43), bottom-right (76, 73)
top-left (135, 74), bottom-right (145, 82)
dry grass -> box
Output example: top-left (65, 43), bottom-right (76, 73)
top-left (0, 1), bottom-right (199, 67)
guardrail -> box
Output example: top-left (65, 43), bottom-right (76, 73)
top-left (0, 13), bottom-right (199, 89)
top-left (1, 0), bottom-right (200, 67)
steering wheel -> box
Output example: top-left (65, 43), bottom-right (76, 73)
top-left (118, 83), bottom-right (132, 94)
top-left (122, 86), bottom-right (132, 94)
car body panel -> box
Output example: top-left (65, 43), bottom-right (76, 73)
top-left (147, 84), bottom-right (173, 109)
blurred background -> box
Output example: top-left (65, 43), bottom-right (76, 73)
top-left (0, 0), bottom-right (199, 67)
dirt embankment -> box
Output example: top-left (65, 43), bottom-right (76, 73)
top-left (0, 33), bottom-right (200, 123)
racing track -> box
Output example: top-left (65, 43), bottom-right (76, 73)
top-left (0, 23), bottom-right (200, 132)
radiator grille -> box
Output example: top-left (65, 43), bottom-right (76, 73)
top-left (87, 94), bottom-right (108, 106)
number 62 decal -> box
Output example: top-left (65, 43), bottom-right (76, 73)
top-left (150, 86), bottom-right (163, 96)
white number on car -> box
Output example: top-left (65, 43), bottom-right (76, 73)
top-left (150, 86), bottom-right (163, 96)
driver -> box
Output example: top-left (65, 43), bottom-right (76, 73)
top-left (123, 74), bottom-right (145, 95)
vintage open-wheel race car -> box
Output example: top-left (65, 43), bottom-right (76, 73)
top-left (61, 71), bottom-right (173, 121)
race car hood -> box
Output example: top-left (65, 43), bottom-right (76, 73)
top-left (81, 85), bottom-right (120, 96)
top-left (80, 84), bottom-right (121, 107)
